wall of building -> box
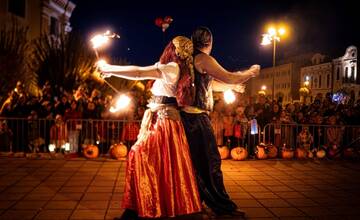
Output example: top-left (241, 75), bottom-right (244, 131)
top-left (0, 0), bottom-right (75, 40)
top-left (301, 62), bottom-right (332, 99)
top-left (300, 46), bottom-right (359, 100)
top-left (248, 63), bottom-right (293, 103)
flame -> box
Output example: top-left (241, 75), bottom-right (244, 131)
top-left (224, 89), bottom-right (236, 104)
top-left (110, 94), bottom-right (131, 113)
top-left (90, 34), bottom-right (109, 49)
top-left (96, 59), bottom-right (107, 68)
top-left (90, 30), bottom-right (120, 49)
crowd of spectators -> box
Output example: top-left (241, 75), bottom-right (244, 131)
top-left (0, 81), bottom-right (144, 153)
top-left (0, 81), bottom-right (147, 120)
top-left (210, 92), bottom-right (360, 155)
top-left (1, 82), bottom-right (360, 156)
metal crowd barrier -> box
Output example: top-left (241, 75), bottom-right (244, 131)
top-left (262, 123), bottom-right (360, 151)
top-left (0, 117), bottom-right (141, 154)
top-left (5, 117), bottom-right (358, 158)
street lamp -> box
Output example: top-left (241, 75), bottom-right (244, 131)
top-left (261, 26), bottom-right (286, 100)
top-left (304, 76), bottom-right (310, 87)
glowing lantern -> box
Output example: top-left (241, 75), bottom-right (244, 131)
top-left (49, 144), bottom-right (56, 152)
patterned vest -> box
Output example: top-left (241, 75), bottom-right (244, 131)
top-left (193, 50), bottom-right (214, 111)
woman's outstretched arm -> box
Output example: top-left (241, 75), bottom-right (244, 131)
top-left (212, 80), bottom-right (245, 92)
top-left (99, 63), bottom-right (162, 81)
top-left (194, 53), bottom-right (260, 84)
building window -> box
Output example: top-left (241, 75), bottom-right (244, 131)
top-left (327, 74), bottom-right (330, 88)
top-left (319, 75), bottom-right (322, 88)
top-left (336, 67), bottom-right (340, 80)
top-left (351, 66), bottom-right (355, 82)
top-left (8, 0), bottom-right (25, 18)
top-left (50, 17), bottom-right (59, 35)
top-left (343, 67), bottom-right (348, 83)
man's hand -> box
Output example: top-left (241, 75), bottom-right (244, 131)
top-left (249, 64), bottom-right (260, 77)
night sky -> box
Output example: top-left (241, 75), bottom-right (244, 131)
top-left (70, 0), bottom-right (359, 70)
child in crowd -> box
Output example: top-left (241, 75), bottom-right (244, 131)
top-left (50, 115), bottom-right (68, 151)
top-left (326, 115), bottom-right (343, 147)
top-left (297, 126), bottom-right (313, 151)
top-left (0, 120), bottom-right (13, 152)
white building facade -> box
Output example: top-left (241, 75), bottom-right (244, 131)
top-left (300, 46), bottom-right (359, 100)
top-left (0, 0), bottom-right (76, 39)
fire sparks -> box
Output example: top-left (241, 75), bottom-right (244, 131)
top-left (90, 30), bottom-right (120, 49)
top-left (224, 89), bottom-right (236, 104)
top-left (109, 94), bottom-right (131, 113)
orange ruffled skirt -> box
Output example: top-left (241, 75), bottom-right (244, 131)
top-left (121, 108), bottom-right (201, 218)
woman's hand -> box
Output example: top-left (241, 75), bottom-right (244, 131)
top-left (100, 72), bottom-right (112, 79)
top-left (96, 60), bottom-right (112, 78)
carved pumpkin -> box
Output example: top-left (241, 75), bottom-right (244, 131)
top-left (327, 145), bottom-right (340, 159)
top-left (218, 146), bottom-right (230, 160)
top-left (256, 144), bottom-right (267, 159)
top-left (282, 149), bottom-right (294, 159)
top-left (316, 149), bottom-right (326, 159)
top-left (50, 152), bottom-right (64, 159)
top-left (13, 152), bottom-right (25, 158)
top-left (83, 145), bottom-right (99, 159)
top-left (38, 153), bottom-right (52, 159)
top-left (64, 152), bottom-right (79, 159)
top-left (231, 147), bottom-right (248, 161)
top-left (26, 153), bottom-right (39, 159)
top-left (328, 149), bottom-right (340, 159)
top-left (343, 148), bottom-right (355, 158)
top-left (110, 143), bottom-right (128, 160)
top-left (295, 148), bottom-right (307, 159)
top-left (266, 144), bottom-right (278, 158)
top-left (0, 152), bottom-right (14, 157)
top-left (307, 150), bottom-right (314, 159)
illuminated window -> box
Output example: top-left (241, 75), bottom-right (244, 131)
top-left (8, 0), bottom-right (25, 18)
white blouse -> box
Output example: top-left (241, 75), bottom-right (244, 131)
top-left (151, 62), bottom-right (179, 97)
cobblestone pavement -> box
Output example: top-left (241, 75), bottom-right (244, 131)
top-left (0, 158), bottom-right (360, 220)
